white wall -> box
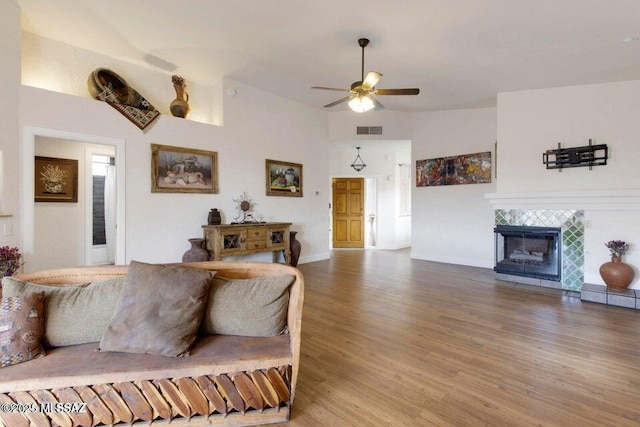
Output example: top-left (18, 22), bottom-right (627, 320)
top-left (329, 141), bottom-right (411, 249)
top-left (497, 81), bottom-right (640, 193)
top-left (496, 81), bottom-right (640, 289)
top-left (15, 31), bottom-right (330, 270)
top-left (411, 108), bottom-right (497, 268)
top-left (19, 82), bottom-right (330, 268)
top-left (329, 110), bottom-right (413, 140)
top-left (0, 1), bottom-right (21, 248)
top-left (21, 32), bottom-right (216, 125)
top-left (220, 79), bottom-right (331, 263)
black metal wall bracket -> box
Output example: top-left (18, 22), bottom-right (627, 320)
top-left (542, 139), bottom-right (608, 171)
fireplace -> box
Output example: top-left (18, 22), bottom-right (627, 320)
top-left (494, 225), bottom-right (562, 281)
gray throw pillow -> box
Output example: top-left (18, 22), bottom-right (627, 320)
top-left (202, 275), bottom-right (293, 337)
top-left (2, 276), bottom-right (125, 348)
top-left (99, 261), bottom-right (213, 357)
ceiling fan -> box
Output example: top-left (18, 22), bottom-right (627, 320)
top-left (312, 38), bottom-right (420, 112)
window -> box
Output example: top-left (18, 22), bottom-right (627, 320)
top-left (92, 155), bottom-right (114, 245)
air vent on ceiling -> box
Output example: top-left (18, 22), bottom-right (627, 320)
top-left (356, 126), bottom-right (383, 135)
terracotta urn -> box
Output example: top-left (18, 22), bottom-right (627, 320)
top-left (599, 256), bottom-right (634, 291)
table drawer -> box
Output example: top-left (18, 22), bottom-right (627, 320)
top-left (245, 229), bottom-right (267, 240)
top-left (246, 241), bottom-right (267, 250)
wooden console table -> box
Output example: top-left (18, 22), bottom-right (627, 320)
top-left (202, 222), bottom-right (292, 265)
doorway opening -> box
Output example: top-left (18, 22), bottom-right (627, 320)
top-left (22, 127), bottom-right (125, 272)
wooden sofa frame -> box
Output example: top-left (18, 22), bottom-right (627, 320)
top-left (0, 261), bottom-right (304, 427)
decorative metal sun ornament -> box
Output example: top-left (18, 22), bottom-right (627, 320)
top-left (232, 192), bottom-right (258, 223)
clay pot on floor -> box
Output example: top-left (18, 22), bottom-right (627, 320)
top-left (182, 238), bottom-right (209, 262)
top-left (599, 256), bottom-right (634, 291)
top-left (290, 231), bottom-right (301, 267)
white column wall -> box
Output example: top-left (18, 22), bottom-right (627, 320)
top-left (0, 0), bottom-right (21, 248)
top-left (411, 108), bottom-right (497, 268)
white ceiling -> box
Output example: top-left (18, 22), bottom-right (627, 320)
top-left (16, 0), bottom-right (640, 112)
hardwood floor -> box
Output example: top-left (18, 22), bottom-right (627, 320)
top-left (278, 249), bottom-right (640, 426)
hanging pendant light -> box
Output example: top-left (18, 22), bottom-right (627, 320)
top-left (351, 147), bottom-right (366, 172)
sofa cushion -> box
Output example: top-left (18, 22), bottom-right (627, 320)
top-left (99, 261), bottom-right (213, 357)
top-left (0, 333), bottom-right (291, 393)
top-left (0, 292), bottom-right (46, 367)
top-left (202, 275), bottom-right (293, 337)
top-left (2, 276), bottom-right (126, 348)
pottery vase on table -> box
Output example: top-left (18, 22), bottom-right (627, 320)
top-left (208, 208), bottom-right (222, 225)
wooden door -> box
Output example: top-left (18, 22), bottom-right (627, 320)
top-left (332, 178), bottom-right (364, 248)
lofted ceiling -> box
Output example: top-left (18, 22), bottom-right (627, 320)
top-left (16, 0), bottom-right (640, 112)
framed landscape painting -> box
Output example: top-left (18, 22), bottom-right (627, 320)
top-left (34, 156), bottom-right (78, 202)
top-left (265, 159), bottom-right (303, 197)
top-left (151, 144), bottom-right (218, 193)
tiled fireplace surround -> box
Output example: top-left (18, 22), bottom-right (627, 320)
top-left (495, 209), bottom-right (584, 291)
top-left (486, 190), bottom-right (640, 311)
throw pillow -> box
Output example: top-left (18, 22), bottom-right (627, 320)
top-left (202, 275), bottom-right (293, 337)
top-left (2, 276), bottom-right (126, 348)
top-left (0, 291), bottom-right (46, 367)
top-left (99, 261), bottom-right (213, 357)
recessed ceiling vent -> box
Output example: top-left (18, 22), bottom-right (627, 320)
top-left (356, 126), bottom-right (383, 135)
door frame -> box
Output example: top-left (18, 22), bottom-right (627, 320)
top-left (22, 126), bottom-right (126, 266)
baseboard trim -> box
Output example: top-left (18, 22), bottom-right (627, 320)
top-left (297, 252), bottom-right (330, 265)
top-left (410, 251), bottom-right (492, 269)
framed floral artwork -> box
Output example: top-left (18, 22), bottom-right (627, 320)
top-left (34, 156), bottom-right (78, 202)
top-left (265, 159), bottom-right (303, 197)
top-left (151, 144), bottom-right (218, 194)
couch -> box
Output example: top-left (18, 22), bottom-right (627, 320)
top-left (0, 261), bottom-right (304, 427)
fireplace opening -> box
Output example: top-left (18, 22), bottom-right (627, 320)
top-left (494, 225), bottom-right (562, 281)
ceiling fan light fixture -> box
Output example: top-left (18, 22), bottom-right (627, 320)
top-left (351, 146), bottom-right (367, 172)
top-left (348, 94), bottom-right (375, 113)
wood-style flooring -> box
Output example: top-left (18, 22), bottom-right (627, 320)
top-left (278, 249), bottom-right (640, 426)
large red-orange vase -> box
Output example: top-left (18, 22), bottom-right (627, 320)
top-left (599, 256), bottom-right (634, 291)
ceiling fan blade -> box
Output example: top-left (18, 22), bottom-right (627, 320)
top-left (361, 71), bottom-right (382, 90)
top-left (323, 96), bottom-right (353, 108)
top-left (375, 88), bottom-right (420, 96)
top-left (371, 95), bottom-right (385, 111)
top-left (312, 86), bottom-right (350, 92)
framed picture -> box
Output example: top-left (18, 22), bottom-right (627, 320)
top-left (151, 144), bottom-right (218, 193)
top-left (416, 151), bottom-right (492, 187)
top-left (265, 159), bottom-right (303, 197)
top-left (34, 156), bottom-right (78, 202)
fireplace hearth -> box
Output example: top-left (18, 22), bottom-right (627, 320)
top-left (494, 225), bottom-right (562, 281)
